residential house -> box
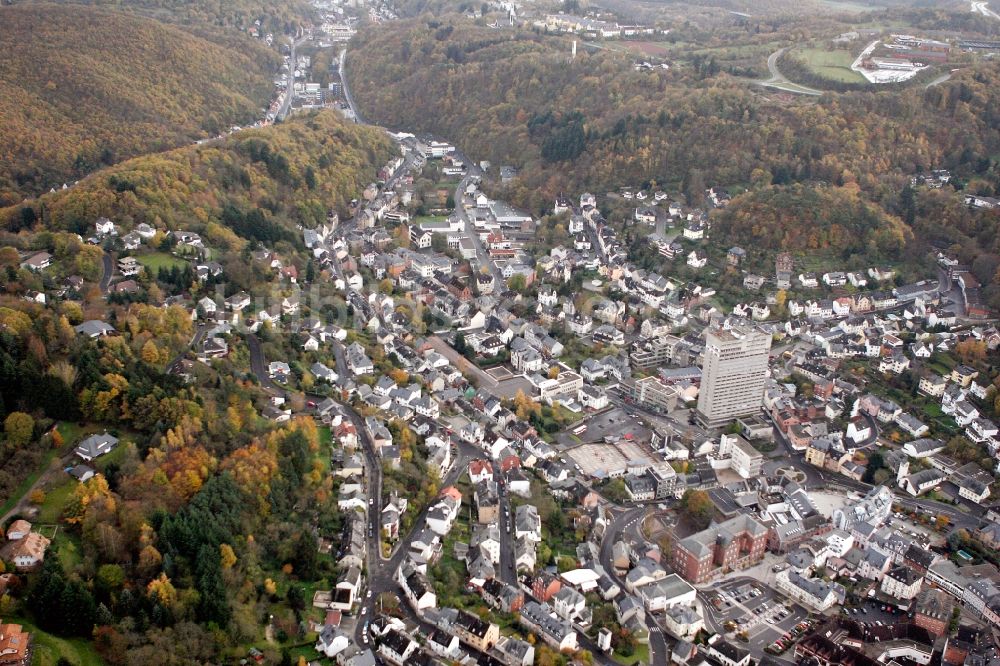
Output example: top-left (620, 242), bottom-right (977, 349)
top-left (75, 432), bottom-right (119, 461)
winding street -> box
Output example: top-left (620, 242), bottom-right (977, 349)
top-left (598, 505), bottom-right (669, 666)
top-left (972, 0), bottom-right (1000, 20)
top-left (339, 44), bottom-right (506, 291)
top-left (759, 48), bottom-right (823, 96)
top-left (339, 48), bottom-right (366, 124)
top-left (166, 324), bottom-right (207, 374)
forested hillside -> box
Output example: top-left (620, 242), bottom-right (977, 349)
top-left (3, 111), bottom-right (397, 250)
top-left (349, 19), bottom-right (1000, 216)
top-left (713, 184), bottom-right (913, 260)
top-left (28, 0), bottom-right (311, 29)
top-left (0, 3), bottom-right (282, 203)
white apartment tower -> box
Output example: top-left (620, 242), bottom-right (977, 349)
top-left (696, 326), bottom-right (771, 428)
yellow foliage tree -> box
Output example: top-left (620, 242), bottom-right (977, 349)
top-left (138, 545), bottom-right (163, 578)
top-left (513, 389), bottom-right (541, 421)
top-left (141, 339), bottom-right (160, 364)
top-left (146, 573), bottom-right (177, 606)
top-left (221, 443), bottom-right (279, 512)
top-left (64, 474), bottom-right (116, 525)
top-left (220, 543), bottom-right (237, 569)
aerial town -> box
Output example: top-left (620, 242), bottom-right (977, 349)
top-left (5, 0), bottom-right (1000, 664)
top-left (21, 70), bottom-right (1000, 666)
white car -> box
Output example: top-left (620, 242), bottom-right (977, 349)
top-left (367, 590), bottom-right (373, 599)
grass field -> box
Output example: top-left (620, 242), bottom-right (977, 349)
top-left (37, 479), bottom-right (74, 523)
top-left (0, 449), bottom-right (59, 519)
top-left (53, 530), bottom-right (82, 573)
top-left (614, 643), bottom-right (650, 665)
top-left (621, 40), bottom-right (671, 57)
top-left (11, 617), bottom-right (103, 666)
top-left (795, 47), bottom-right (866, 83)
top-left (136, 252), bottom-right (188, 273)
top-left (817, 0), bottom-right (885, 11)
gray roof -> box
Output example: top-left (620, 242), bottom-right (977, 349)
top-left (676, 514), bottom-right (768, 559)
top-left (74, 320), bottom-right (115, 337)
top-left (75, 432), bottom-right (119, 459)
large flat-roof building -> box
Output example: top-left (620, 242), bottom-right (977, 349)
top-left (696, 326), bottom-right (771, 428)
top-left (718, 433), bottom-right (763, 479)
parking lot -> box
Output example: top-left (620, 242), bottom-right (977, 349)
top-left (886, 512), bottom-right (941, 547)
top-left (556, 407), bottom-right (652, 447)
top-left (709, 579), bottom-right (811, 655)
top-left (840, 597), bottom-right (908, 625)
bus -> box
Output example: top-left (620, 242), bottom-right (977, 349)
top-left (572, 425), bottom-right (588, 435)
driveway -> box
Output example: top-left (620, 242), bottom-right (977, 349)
top-left (246, 333), bottom-right (276, 390)
top-left (99, 252), bottom-right (114, 294)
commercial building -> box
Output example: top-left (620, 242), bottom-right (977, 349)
top-left (717, 433), bottom-right (763, 479)
top-left (832, 485), bottom-right (892, 531)
top-left (619, 376), bottom-right (679, 413)
top-left (630, 335), bottom-right (684, 369)
top-left (672, 515), bottom-right (769, 583)
top-left (913, 588), bottom-right (953, 638)
top-left (775, 570), bottom-right (846, 611)
top-left (881, 565), bottom-right (924, 600)
top-left (634, 573), bottom-right (696, 612)
top-left (696, 326), bottom-right (771, 428)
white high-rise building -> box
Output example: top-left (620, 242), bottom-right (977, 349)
top-left (696, 326), bottom-right (771, 428)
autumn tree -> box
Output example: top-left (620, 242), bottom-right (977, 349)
top-left (955, 340), bottom-right (987, 364)
top-left (220, 543), bottom-right (237, 569)
top-left (64, 474), bottom-right (116, 525)
top-left (513, 389), bottom-right (541, 421)
top-left (3, 412), bottom-right (33, 448)
top-left (679, 489), bottom-right (715, 530)
top-left (147, 573), bottom-right (177, 606)
top-left (141, 339), bottom-right (161, 365)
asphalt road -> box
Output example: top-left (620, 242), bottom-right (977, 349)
top-left (166, 324), bottom-right (207, 373)
top-left (278, 36), bottom-right (310, 121)
top-left (972, 0), bottom-right (1000, 21)
top-left (760, 48), bottom-right (823, 96)
top-left (496, 478), bottom-right (517, 586)
top-left (339, 48), bottom-right (365, 124)
top-left (246, 333), bottom-right (277, 391)
top-left (99, 252), bottom-right (113, 294)
top-left (583, 216), bottom-right (609, 265)
top-left (597, 505), bottom-right (669, 666)
top-left (452, 165), bottom-right (506, 288)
